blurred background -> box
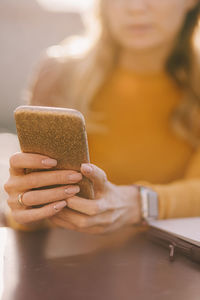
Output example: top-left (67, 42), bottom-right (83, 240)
top-left (1, 0), bottom-right (200, 134)
top-left (0, 0), bottom-right (93, 133)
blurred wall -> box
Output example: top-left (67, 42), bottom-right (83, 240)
top-left (0, 0), bottom-right (84, 133)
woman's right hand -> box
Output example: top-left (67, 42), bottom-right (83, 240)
top-left (4, 152), bottom-right (82, 226)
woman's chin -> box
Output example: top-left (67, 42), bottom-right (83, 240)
top-left (120, 37), bottom-right (162, 52)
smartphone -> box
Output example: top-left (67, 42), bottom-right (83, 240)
top-left (14, 105), bottom-right (94, 200)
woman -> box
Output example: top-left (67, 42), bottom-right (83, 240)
top-left (4, 0), bottom-right (200, 233)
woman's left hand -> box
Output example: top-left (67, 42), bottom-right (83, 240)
top-left (48, 163), bottom-right (142, 234)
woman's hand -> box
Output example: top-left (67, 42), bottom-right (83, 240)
top-left (4, 152), bottom-right (82, 226)
top-left (48, 163), bottom-right (142, 235)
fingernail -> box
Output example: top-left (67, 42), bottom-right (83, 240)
top-left (82, 164), bottom-right (92, 174)
top-left (68, 173), bottom-right (82, 181)
top-left (65, 186), bottom-right (80, 195)
top-left (42, 158), bottom-right (57, 167)
top-left (54, 200), bottom-right (67, 211)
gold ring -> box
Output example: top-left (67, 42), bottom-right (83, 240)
top-left (17, 192), bottom-right (26, 207)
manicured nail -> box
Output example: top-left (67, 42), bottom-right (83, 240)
top-left (54, 200), bottom-right (67, 211)
top-left (82, 164), bottom-right (92, 174)
top-left (42, 158), bottom-right (57, 167)
top-left (65, 186), bottom-right (80, 195)
top-left (68, 173), bottom-right (82, 181)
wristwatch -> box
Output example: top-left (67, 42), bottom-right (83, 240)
top-left (138, 186), bottom-right (159, 224)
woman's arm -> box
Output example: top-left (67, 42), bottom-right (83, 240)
top-left (28, 47), bottom-right (73, 107)
top-left (134, 146), bottom-right (200, 219)
top-left (4, 152), bottom-right (82, 231)
top-left (0, 133), bottom-right (54, 230)
top-left (47, 152), bottom-right (200, 234)
top-left (48, 163), bottom-right (142, 234)
top-left (0, 133), bottom-right (20, 218)
top-left (0, 133), bottom-right (21, 227)
top-left (3, 47), bottom-right (74, 231)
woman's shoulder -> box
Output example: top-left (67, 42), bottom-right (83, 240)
top-left (28, 36), bottom-right (87, 107)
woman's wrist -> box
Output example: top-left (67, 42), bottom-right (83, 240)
top-left (131, 184), bottom-right (159, 225)
top-left (128, 184), bottom-right (143, 226)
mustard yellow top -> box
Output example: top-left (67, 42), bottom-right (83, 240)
top-left (87, 67), bottom-right (200, 219)
top-left (6, 66), bottom-right (200, 230)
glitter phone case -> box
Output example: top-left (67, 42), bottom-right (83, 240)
top-left (14, 105), bottom-right (94, 200)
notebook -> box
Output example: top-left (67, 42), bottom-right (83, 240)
top-left (148, 217), bottom-right (200, 263)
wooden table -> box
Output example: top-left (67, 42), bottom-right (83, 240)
top-left (0, 226), bottom-right (200, 300)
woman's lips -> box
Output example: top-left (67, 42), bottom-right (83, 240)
top-left (126, 24), bottom-right (152, 34)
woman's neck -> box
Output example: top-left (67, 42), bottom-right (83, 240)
top-left (119, 43), bottom-right (175, 74)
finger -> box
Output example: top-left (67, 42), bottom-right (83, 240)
top-left (76, 212), bottom-right (127, 235)
top-left (66, 195), bottom-right (106, 216)
top-left (9, 152), bottom-right (57, 176)
top-left (50, 214), bottom-right (104, 234)
top-left (55, 206), bottom-right (125, 228)
top-left (91, 209), bottom-right (125, 227)
top-left (66, 194), bottom-right (127, 216)
top-left (9, 169), bottom-right (82, 193)
top-left (51, 208), bottom-right (91, 229)
top-left (9, 185), bottom-right (80, 209)
top-left (12, 200), bottom-right (67, 225)
top-left (80, 163), bottom-right (109, 194)
top-left (48, 216), bottom-right (77, 230)
top-left (51, 210), bottom-right (125, 235)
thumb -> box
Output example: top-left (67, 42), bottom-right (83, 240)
top-left (80, 163), bottom-right (109, 194)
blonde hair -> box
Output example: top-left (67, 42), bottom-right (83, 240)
top-left (29, 0), bottom-right (200, 146)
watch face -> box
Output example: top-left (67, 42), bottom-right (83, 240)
top-left (140, 187), bottom-right (158, 220)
